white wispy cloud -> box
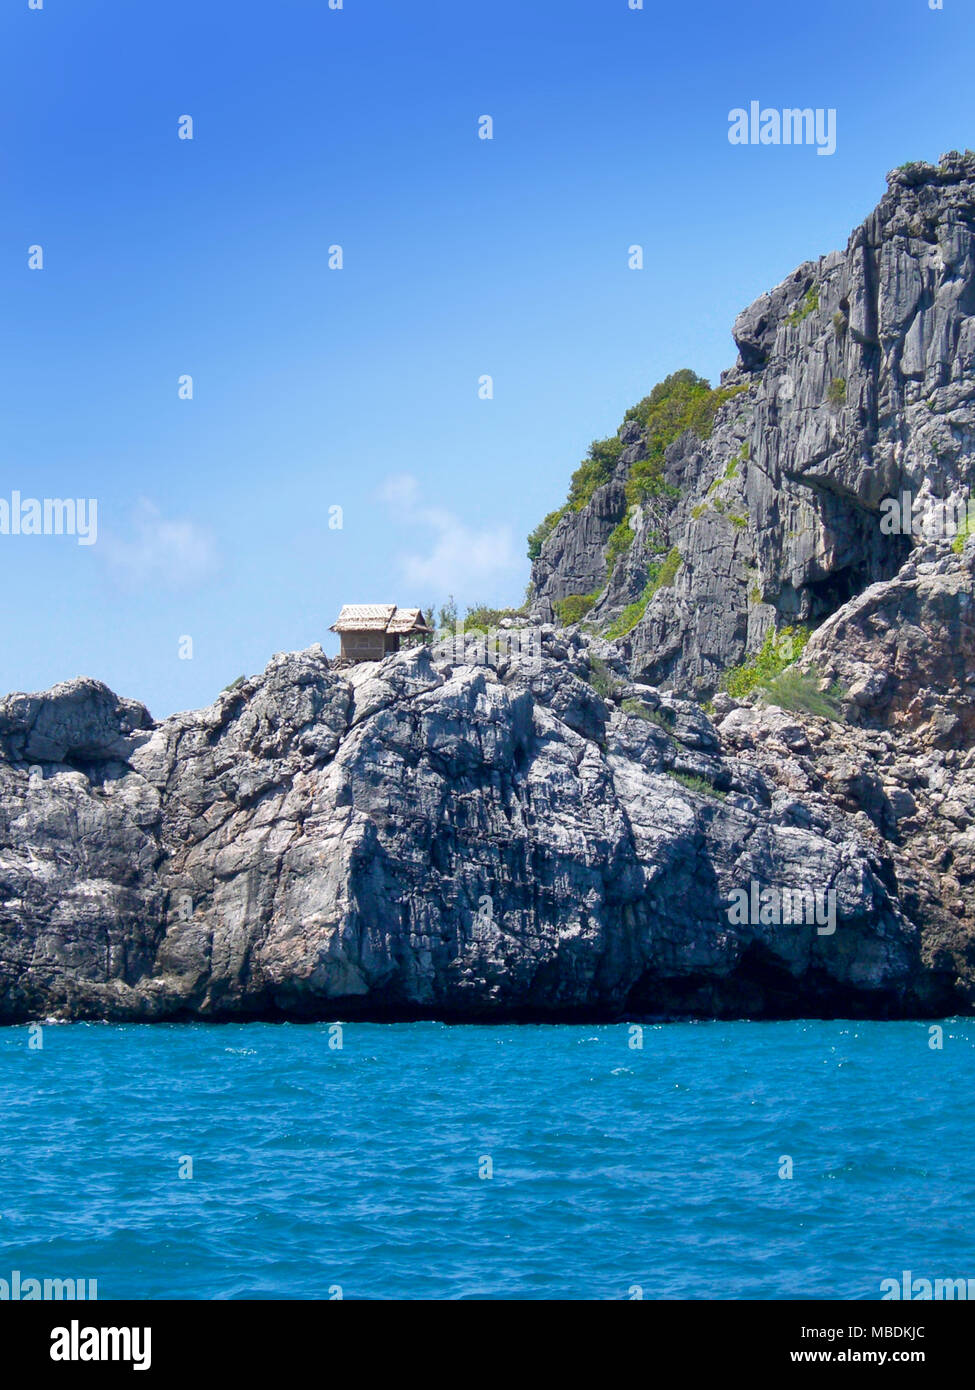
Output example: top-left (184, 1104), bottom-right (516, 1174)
top-left (377, 472), bottom-right (522, 598)
top-left (99, 499), bottom-right (219, 590)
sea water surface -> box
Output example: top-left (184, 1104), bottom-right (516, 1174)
top-left (2, 1019), bottom-right (974, 1300)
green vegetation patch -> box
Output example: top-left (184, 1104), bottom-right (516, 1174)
top-left (604, 592), bottom-right (652, 641)
top-left (566, 435), bottom-right (626, 513)
top-left (713, 443), bottom-right (748, 493)
top-left (786, 283), bottom-right (819, 327)
top-left (624, 371), bottom-right (748, 507)
top-left (588, 656), bottom-right (623, 700)
top-left (652, 547), bottom-right (683, 593)
top-left (720, 624), bottom-right (810, 699)
top-left (526, 369), bottom-right (750, 561)
top-left (604, 549), bottom-right (682, 640)
top-left (605, 517), bottom-right (636, 577)
top-left (621, 699), bottom-right (676, 735)
top-left (951, 511), bottom-right (974, 553)
top-left (666, 769), bottom-right (727, 800)
top-left (527, 507), bottom-right (568, 562)
top-left (760, 667), bottom-right (844, 721)
top-left (554, 591), bottom-right (601, 626)
top-left (462, 603), bottom-right (530, 634)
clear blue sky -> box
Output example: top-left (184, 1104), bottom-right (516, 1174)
top-left (1, 0), bottom-right (971, 717)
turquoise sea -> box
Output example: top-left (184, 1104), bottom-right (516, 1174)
top-left (2, 1020), bottom-right (973, 1300)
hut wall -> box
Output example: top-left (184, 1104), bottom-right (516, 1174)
top-left (340, 633), bottom-right (387, 661)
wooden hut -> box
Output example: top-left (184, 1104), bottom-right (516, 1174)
top-left (329, 604), bottom-right (432, 663)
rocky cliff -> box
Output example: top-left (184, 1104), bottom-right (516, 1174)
top-left (530, 151), bottom-right (975, 696)
top-left (3, 154), bottom-right (974, 1023)
top-left (2, 544), bottom-right (973, 1023)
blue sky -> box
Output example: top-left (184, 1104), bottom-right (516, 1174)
top-left (1, 0), bottom-right (971, 717)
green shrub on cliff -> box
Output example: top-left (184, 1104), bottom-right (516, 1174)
top-left (526, 438), bottom-right (626, 559)
top-left (624, 371), bottom-right (747, 506)
top-left (526, 370), bottom-right (750, 557)
top-left (720, 625), bottom-right (810, 698)
top-left (605, 594), bottom-right (650, 640)
top-left (463, 603), bottom-right (529, 633)
top-left (621, 697), bottom-right (653, 721)
top-left (666, 769), bottom-right (727, 800)
top-left (604, 549), bottom-right (682, 639)
top-left (787, 284), bottom-right (819, 326)
top-left (623, 699), bottom-right (676, 736)
top-left (527, 508), bottom-right (567, 561)
top-left (723, 626), bottom-right (844, 721)
top-left (566, 436), bottom-right (625, 512)
top-left (760, 667), bottom-right (844, 720)
top-left (554, 591), bottom-right (600, 626)
top-left (587, 657), bottom-right (622, 699)
top-left (651, 547), bottom-right (682, 594)
top-left (605, 517), bottom-right (636, 576)
top-left (952, 512), bottom-right (974, 553)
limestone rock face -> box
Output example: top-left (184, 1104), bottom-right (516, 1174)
top-left (530, 476), bottom-right (627, 616)
top-left (530, 152), bottom-right (975, 697)
top-left (800, 539), bottom-right (975, 743)
top-left (0, 678), bottom-right (152, 764)
top-left (0, 629), bottom-right (967, 1023)
top-left (5, 156), bottom-right (975, 1023)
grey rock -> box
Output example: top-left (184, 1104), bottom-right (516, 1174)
top-left (0, 631), bottom-right (957, 1022)
top-left (7, 157), bottom-right (975, 1024)
top-left (531, 151), bottom-right (975, 698)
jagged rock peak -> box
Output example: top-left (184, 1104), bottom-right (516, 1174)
top-left (529, 155), bottom-right (975, 700)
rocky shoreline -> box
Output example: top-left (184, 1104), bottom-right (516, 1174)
top-left (3, 154), bottom-right (974, 1023)
top-left (0, 552), bottom-right (972, 1023)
